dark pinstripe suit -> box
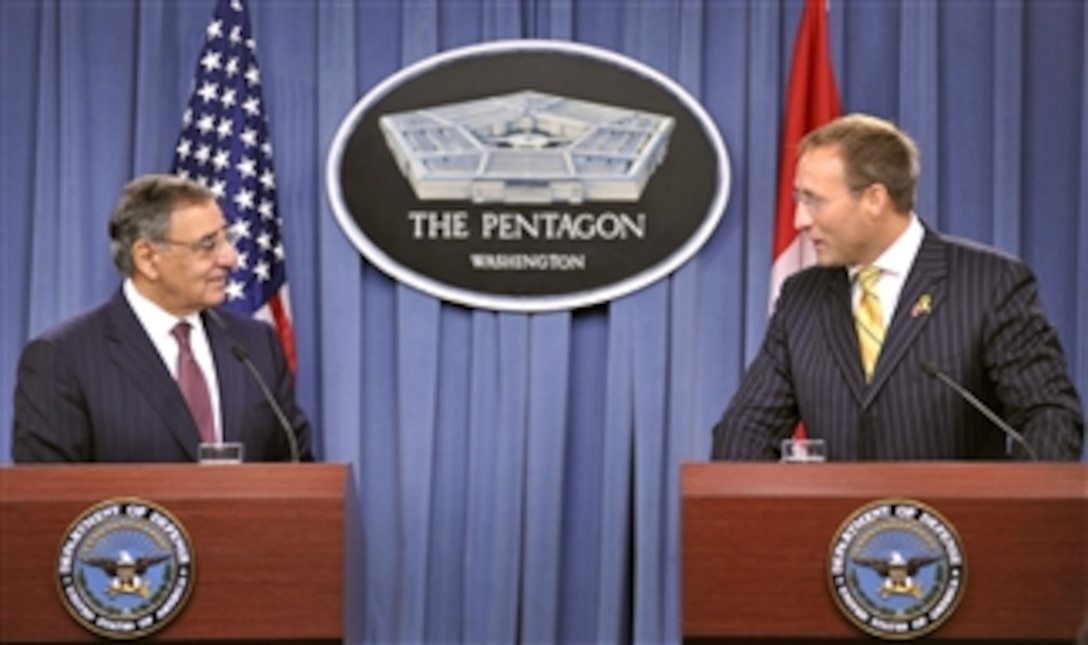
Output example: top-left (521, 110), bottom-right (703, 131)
top-left (712, 229), bottom-right (1083, 461)
top-left (12, 290), bottom-right (313, 462)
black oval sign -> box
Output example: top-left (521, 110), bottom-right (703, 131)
top-left (327, 40), bottom-right (730, 311)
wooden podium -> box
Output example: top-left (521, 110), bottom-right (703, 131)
top-left (0, 463), bottom-right (356, 643)
top-left (682, 463), bottom-right (1087, 643)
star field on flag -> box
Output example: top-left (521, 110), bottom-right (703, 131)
top-left (171, 0), bottom-right (297, 372)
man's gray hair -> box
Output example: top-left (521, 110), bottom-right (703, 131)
top-left (108, 174), bottom-right (216, 276)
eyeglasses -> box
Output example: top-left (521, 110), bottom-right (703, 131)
top-left (156, 227), bottom-right (239, 256)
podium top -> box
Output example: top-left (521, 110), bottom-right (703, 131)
top-left (0, 462), bottom-right (349, 502)
top-left (682, 461), bottom-right (1086, 500)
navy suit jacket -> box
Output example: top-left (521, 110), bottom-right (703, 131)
top-left (712, 229), bottom-right (1083, 461)
top-left (12, 289), bottom-right (313, 462)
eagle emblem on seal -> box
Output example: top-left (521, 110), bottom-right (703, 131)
top-left (851, 549), bottom-right (941, 599)
top-left (81, 549), bottom-right (172, 599)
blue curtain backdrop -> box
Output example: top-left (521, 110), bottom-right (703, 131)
top-left (2, 1), bottom-right (1085, 642)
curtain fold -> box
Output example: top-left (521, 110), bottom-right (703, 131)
top-left (521, 313), bottom-right (570, 642)
top-left (898, 1), bottom-right (938, 223)
top-left (1079, 4), bottom-right (1088, 395)
top-left (2, 1), bottom-right (1086, 643)
top-left (992, 1), bottom-right (1025, 253)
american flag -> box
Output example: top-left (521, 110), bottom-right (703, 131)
top-left (171, 0), bottom-right (297, 372)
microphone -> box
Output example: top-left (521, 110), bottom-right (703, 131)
top-left (206, 309), bottom-right (300, 463)
top-left (920, 361), bottom-right (1038, 461)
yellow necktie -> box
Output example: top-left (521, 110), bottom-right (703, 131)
top-left (855, 267), bottom-right (885, 381)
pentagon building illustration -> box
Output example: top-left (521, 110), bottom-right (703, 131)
top-left (378, 91), bottom-right (675, 204)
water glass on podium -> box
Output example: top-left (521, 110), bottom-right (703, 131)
top-left (198, 442), bottom-right (244, 464)
top-left (780, 438), bottom-right (826, 463)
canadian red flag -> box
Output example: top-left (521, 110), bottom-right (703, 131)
top-left (769, 0), bottom-right (842, 309)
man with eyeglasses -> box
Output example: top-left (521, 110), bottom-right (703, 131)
top-left (712, 114), bottom-right (1082, 461)
top-left (12, 174), bottom-right (313, 462)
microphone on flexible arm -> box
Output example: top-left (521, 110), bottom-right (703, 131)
top-left (205, 309), bottom-right (300, 463)
top-left (920, 361), bottom-right (1038, 461)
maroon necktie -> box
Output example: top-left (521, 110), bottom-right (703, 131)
top-left (172, 321), bottom-right (215, 442)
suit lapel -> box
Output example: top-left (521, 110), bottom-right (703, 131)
top-left (820, 269), bottom-right (868, 405)
top-left (103, 291), bottom-right (200, 461)
top-left (865, 230), bottom-right (947, 404)
top-left (204, 310), bottom-right (245, 443)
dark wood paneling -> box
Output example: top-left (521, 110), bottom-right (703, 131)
top-left (681, 463), bottom-right (1087, 642)
top-left (0, 464), bottom-right (348, 643)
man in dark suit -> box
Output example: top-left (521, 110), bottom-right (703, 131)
top-left (712, 114), bottom-right (1083, 461)
top-left (12, 174), bottom-right (312, 462)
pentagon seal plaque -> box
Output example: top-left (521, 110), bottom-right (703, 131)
top-left (828, 498), bottom-right (966, 640)
top-left (57, 498), bottom-right (195, 640)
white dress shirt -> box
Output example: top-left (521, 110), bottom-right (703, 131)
top-left (848, 214), bottom-right (925, 328)
top-left (123, 279), bottom-right (223, 441)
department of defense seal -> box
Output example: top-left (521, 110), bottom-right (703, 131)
top-left (828, 499), bottom-right (966, 640)
top-left (56, 498), bottom-right (195, 640)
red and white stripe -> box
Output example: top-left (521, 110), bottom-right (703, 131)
top-left (770, 0), bottom-right (842, 311)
